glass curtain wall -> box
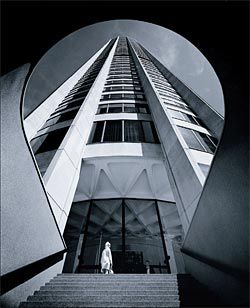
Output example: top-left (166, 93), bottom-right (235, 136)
top-left (72, 199), bottom-right (170, 274)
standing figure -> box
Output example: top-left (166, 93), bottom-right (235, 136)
top-left (101, 242), bottom-right (113, 274)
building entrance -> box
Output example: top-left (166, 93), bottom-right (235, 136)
top-left (74, 199), bottom-right (170, 274)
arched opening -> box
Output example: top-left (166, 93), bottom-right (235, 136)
top-left (23, 21), bottom-right (225, 275)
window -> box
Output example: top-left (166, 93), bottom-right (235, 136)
top-left (103, 121), bottom-right (122, 142)
top-left (58, 98), bottom-right (84, 108)
top-left (177, 126), bottom-right (204, 151)
top-left (137, 105), bottom-right (149, 114)
top-left (155, 85), bottom-right (176, 94)
top-left (97, 103), bottom-right (150, 114)
top-left (103, 86), bottom-right (142, 92)
top-left (167, 109), bottom-right (199, 125)
top-left (177, 126), bottom-right (216, 153)
top-left (197, 132), bottom-right (217, 153)
top-left (160, 93), bottom-right (181, 101)
top-left (89, 122), bottom-right (104, 143)
top-left (164, 101), bottom-right (189, 110)
top-left (53, 100), bottom-right (83, 115)
top-left (42, 109), bottom-right (79, 129)
top-left (124, 120), bottom-right (144, 142)
top-left (30, 127), bottom-right (69, 154)
top-left (142, 121), bottom-right (158, 143)
top-left (98, 104), bottom-right (108, 114)
top-left (105, 80), bottom-right (140, 85)
top-left (88, 120), bottom-right (159, 144)
top-left (107, 76), bottom-right (138, 81)
top-left (108, 104), bottom-right (123, 113)
top-left (124, 93), bottom-right (135, 99)
top-left (101, 93), bottom-right (145, 101)
top-left (123, 103), bottom-right (137, 113)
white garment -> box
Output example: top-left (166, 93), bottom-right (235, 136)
top-left (101, 247), bottom-right (112, 272)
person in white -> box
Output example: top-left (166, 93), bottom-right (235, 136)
top-left (101, 242), bottom-right (113, 274)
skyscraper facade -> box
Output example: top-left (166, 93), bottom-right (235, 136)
top-left (24, 37), bottom-right (222, 275)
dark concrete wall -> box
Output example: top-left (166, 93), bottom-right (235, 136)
top-left (180, 73), bottom-right (249, 305)
top-left (1, 65), bottom-right (66, 305)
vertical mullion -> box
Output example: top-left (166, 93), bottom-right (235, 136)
top-left (101, 121), bottom-right (106, 143)
top-left (122, 199), bottom-right (126, 272)
top-left (77, 200), bottom-right (93, 273)
top-left (141, 121), bottom-right (146, 143)
top-left (207, 134), bottom-right (217, 147)
top-left (122, 120), bottom-right (125, 142)
top-left (155, 200), bottom-right (171, 274)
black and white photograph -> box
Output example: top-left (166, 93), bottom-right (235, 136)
top-left (1, 1), bottom-right (249, 307)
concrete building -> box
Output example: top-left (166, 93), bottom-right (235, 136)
top-left (24, 36), bottom-right (222, 273)
top-left (1, 36), bottom-right (248, 307)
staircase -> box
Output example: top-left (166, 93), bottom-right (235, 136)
top-left (19, 274), bottom-right (180, 307)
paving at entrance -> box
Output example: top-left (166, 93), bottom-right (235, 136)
top-left (19, 273), bottom-right (218, 307)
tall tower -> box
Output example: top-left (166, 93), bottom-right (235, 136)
top-left (24, 37), bottom-right (223, 274)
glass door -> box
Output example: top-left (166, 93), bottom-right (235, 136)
top-left (123, 199), bottom-right (169, 273)
top-left (78, 199), bottom-right (123, 273)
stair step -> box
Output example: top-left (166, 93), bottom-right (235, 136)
top-left (57, 274), bottom-right (177, 277)
top-left (49, 278), bottom-right (177, 284)
top-left (46, 282), bottom-right (177, 286)
top-left (28, 295), bottom-right (180, 301)
top-left (34, 290), bottom-right (179, 296)
top-left (40, 286), bottom-right (177, 292)
top-left (54, 277), bottom-right (177, 280)
top-left (50, 278), bottom-right (177, 283)
top-left (40, 285), bottom-right (177, 291)
top-left (20, 301), bottom-right (180, 307)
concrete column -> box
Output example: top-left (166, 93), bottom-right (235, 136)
top-left (129, 43), bottom-right (205, 234)
top-left (42, 38), bottom-right (119, 233)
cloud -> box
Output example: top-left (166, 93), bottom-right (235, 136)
top-left (194, 63), bottom-right (205, 75)
top-left (164, 44), bottom-right (178, 69)
top-left (156, 43), bottom-right (178, 70)
top-left (187, 50), bottom-right (205, 77)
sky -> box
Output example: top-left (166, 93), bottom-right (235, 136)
top-left (24, 20), bottom-right (224, 118)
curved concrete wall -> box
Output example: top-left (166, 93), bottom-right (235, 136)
top-left (181, 76), bottom-right (249, 305)
top-left (1, 65), bottom-right (66, 305)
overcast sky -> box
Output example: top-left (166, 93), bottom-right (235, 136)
top-left (24, 20), bottom-right (224, 118)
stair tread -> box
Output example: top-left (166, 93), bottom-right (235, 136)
top-left (20, 301), bottom-right (180, 307)
top-left (40, 286), bottom-right (177, 290)
top-left (29, 295), bottom-right (179, 300)
top-left (58, 274), bottom-right (177, 276)
top-left (35, 290), bottom-right (178, 295)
